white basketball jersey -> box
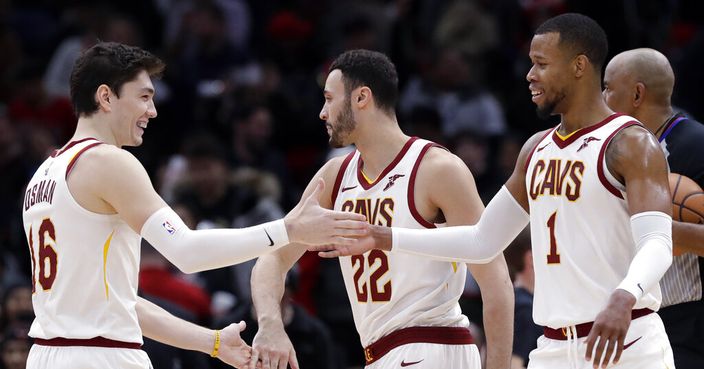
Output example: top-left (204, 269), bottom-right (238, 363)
top-left (525, 114), bottom-right (661, 328)
top-left (22, 138), bottom-right (142, 343)
top-left (332, 137), bottom-right (468, 346)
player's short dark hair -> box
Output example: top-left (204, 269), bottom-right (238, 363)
top-left (70, 42), bottom-right (165, 117)
top-left (329, 49), bottom-right (398, 114)
top-left (535, 13), bottom-right (608, 72)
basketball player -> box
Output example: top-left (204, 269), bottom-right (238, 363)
top-left (603, 47), bottom-right (704, 369)
top-left (249, 50), bottom-right (514, 369)
top-left (21, 42), bottom-right (367, 369)
top-left (313, 14), bottom-right (677, 369)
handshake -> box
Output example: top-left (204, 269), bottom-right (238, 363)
top-left (282, 179), bottom-right (392, 258)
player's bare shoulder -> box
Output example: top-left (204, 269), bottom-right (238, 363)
top-left (69, 144), bottom-right (147, 184)
top-left (605, 124), bottom-right (661, 183)
top-left (306, 151), bottom-right (354, 209)
top-left (416, 145), bottom-right (469, 180)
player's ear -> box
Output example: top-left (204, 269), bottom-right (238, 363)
top-left (573, 54), bottom-right (588, 78)
top-left (96, 84), bottom-right (113, 112)
top-left (633, 82), bottom-right (646, 108)
top-left (355, 86), bottom-right (372, 109)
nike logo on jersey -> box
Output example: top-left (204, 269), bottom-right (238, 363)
top-left (536, 142), bottom-right (551, 152)
top-left (341, 185), bottom-right (358, 192)
top-left (400, 359), bottom-right (424, 367)
top-left (637, 283), bottom-right (644, 293)
top-left (623, 336), bottom-right (642, 350)
top-left (383, 174), bottom-right (405, 191)
top-left (264, 229), bottom-right (274, 246)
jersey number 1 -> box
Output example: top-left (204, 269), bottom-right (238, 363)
top-left (28, 219), bottom-right (58, 292)
top-left (546, 211), bottom-right (561, 264)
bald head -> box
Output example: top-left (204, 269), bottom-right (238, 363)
top-left (603, 48), bottom-right (674, 114)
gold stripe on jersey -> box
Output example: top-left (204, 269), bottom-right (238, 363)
top-left (452, 262), bottom-right (458, 273)
top-left (360, 169), bottom-right (375, 184)
top-left (554, 127), bottom-right (587, 141)
top-left (102, 230), bottom-right (115, 300)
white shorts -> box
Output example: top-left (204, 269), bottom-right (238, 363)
top-left (366, 343), bottom-right (481, 369)
top-left (528, 313), bottom-right (675, 369)
top-left (27, 344), bottom-right (152, 369)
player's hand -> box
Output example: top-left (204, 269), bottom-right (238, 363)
top-left (216, 321), bottom-right (252, 369)
top-left (309, 224), bottom-right (391, 257)
top-left (285, 178), bottom-right (368, 246)
top-left (308, 234), bottom-right (375, 257)
top-left (251, 320), bottom-right (299, 369)
top-left (585, 290), bottom-right (636, 369)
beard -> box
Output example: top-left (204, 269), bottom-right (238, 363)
top-left (329, 101), bottom-right (356, 148)
top-left (535, 91), bottom-right (566, 120)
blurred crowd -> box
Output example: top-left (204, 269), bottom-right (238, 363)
top-left (1, 0), bottom-right (703, 368)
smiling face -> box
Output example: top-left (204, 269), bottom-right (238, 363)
top-left (108, 70), bottom-right (157, 147)
top-left (526, 32), bottom-right (572, 119)
top-left (319, 69), bottom-right (357, 148)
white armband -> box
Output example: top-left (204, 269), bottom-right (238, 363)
top-left (391, 186), bottom-right (529, 263)
top-left (616, 211), bottom-right (673, 300)
top-left (141, 206), bottom-right (289, 273)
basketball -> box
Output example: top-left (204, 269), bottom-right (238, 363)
top-left (669, 173), bottom-right (704, 224)
top-left (668, 173), bottom-right (704, 256)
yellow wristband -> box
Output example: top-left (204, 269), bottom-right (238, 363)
top-left (210, 330), bottom-right (221, 358)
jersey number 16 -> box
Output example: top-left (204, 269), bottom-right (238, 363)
top-left (27, 218), bottom-right (58, 293)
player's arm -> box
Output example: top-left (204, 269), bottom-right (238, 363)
top-left (419, 148), bottom-right (515, 369)
top-left (136, 296), bottom-right (250, 368)
top-left (314, 132), bottom-right (547, 260)
top-left (250, 157), bottom-right (345, 369)
top-left (311, 132), bottom-right (548, 260)
top-left (585, 125), bottom-right (673, 368)
top-left (673, 221), bottom-right (704, 256)
top-left (81, 146), bottom-right (366, 273)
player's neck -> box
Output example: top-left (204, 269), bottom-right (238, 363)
top-left (558, 94), bottom-right (613, 135)
top-left (638, 105), bottom-right (674, 139)
top-left (355, 120), bottom-right (409, 180)
top-left (72, 116), bottom-right (118, 147)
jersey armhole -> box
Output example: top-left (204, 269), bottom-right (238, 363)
top-left (65, 142), bottom-right (104, 180)
top-left (597, 121), bottom-right (642, 199)
top-left (331, 151), bottom-right (356, 206)
top-left (523, 128), bottom-right (555, 174)
top-left (407, 143), bottom-right (445, 229)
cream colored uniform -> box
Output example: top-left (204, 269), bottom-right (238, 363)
top-left (524, 114), bottom-right (674, 369)
top-left (332, 137), bottom-right (479, 369)
top-left (22, 138), bottom-right (151, 369)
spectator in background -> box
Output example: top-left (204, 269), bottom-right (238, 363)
top-left (214, 269), bottom-right (338, 369)
top-left (504, 230), bottom-right (541, 369)
top-left (450, 130), bottom-right (504, 202)
top-left (0, 283), bottom-right (33, 335)
top-left (175, 134), bottom-right (261, 229)
top-left (230, 104), bottom-right (292, 197)
top-left (0, 327), bottom-right (32, 369)
top-left (404, 105), bottom-right (446, 147)
top-left (175, 134), bottom-right (285, 304)
top-left (43, 4), bottom-right (104, 99)
top-left (433, 0), bottom-right (499, 59)
top-left (8, 62), bottom-right (76, 143)
top-left (399, 48), bottom-right (507, 137)
top-left (0, 117), bottom-right (33, 273)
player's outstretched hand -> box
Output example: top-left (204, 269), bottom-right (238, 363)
top-left (308, 224), bottom-right (392, 257)
top-left (585, 290), bottom-right (636, 369)
top-left (285, 178), bottom-right (368, 246)
top-left (217, 321), bottom-right (252, 368)
top-left (251, 320), bottom-right (299, 369)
